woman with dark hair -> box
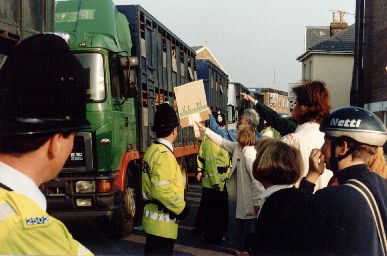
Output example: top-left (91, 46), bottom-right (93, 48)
top-left (243, 80), bottom-right (333, 190)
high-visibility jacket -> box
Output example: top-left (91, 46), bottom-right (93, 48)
top-left (197, 135), bottom-right (230, 191)
top-left (0, 188), bottom-right (93, 256)
top-left (142, 142), bottom-right (185, 239)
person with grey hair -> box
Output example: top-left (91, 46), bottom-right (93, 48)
top-left (208, 109), bottom-right (262, 142)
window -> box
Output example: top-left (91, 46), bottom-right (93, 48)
top-left (74, 53), bottom-right (105, 101)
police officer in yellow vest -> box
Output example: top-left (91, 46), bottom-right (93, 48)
top-left (194, 111), bottom-right (230, 245)
top-left (142, 103), bottom-right (190, 255)
top-left (0, 34), bottom-right (92, 255)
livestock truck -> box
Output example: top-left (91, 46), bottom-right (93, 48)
top-left (0, 0), bottom-right (54, 66)
top-left (195, 59), bottom-right (229, 115)
top-left (42, 0), bottom-right (200, 238)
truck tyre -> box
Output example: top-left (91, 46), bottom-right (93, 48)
top-left (109, 187), bottom-right (136, 238)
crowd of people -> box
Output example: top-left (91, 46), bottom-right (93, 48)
top-left (0, 34), bottom-right (386, 256)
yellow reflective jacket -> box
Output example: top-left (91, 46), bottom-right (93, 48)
top-left (0, 188), bottom-right (93, 256)
top-left (142, 142), bottom-right (185, 239)
top-left (197, 135), bottom-right (230, 191)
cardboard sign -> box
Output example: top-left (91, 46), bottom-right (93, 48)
top-left (174, 80), bottom-right (210, 136)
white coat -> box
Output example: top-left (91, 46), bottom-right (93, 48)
top-left (281, 122), bottom-right (333, 190)
top-left (205, 129), bottom-right (265, 219)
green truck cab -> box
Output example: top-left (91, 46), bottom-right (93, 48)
top-left (42, 0), bottom-right (198, 237)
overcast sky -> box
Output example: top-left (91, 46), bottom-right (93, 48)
top-left (113, 0), bottom-right (355, 92)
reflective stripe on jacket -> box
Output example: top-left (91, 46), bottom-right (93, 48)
top-left (0, 188), bottom-right (93, 256)
top-left (197, 135), bottom-right (230, 191)
top-left (142, 142), bottom-right (185, 239)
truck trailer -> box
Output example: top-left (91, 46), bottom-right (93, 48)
top-left (42, 0), bottom-right (199, 238)
top-left (195, 59), bottom-right (229, 115)
top-left (0, 0), bottom-right (54, 66)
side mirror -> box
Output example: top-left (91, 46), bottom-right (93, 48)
top-left (119, 56), bottom-right (139, 68)
top-left (119, 56), bottom-right (138, 98)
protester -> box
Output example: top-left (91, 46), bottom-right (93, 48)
top-left (208, 108), bottom-right (262, 142)
top-left (294, 107), bottom-right (387, 255)
top-left (243, 80), bottom-right (333, 190)
top-left (194, 111), bottom-right (230, 244)
top-left (249, 138), bottom-right (306, 254)
top-left (142, 103), bottom-right (189, 256)
top-left (196, 121), bottom-right (264, 255)
top-left (260, 120), bottom-right (281, 138)
top-left (366, 147), bottom-right (387, 179)
top-left (241, 93), bottom-right (296, 137)
top-left (0, 34), bottom-right (92, 255)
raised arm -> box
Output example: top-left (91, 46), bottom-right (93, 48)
top-left (241, 92), bottom-right (297, 136)
top-left (208, 114), bottom-right (238, 142)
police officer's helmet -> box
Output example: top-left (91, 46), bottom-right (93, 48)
top-left (0, 33), bottom-right (91, 136)
top-left (152, 103), bottom-right (179, 133)
top-left (320, 107), bottom-right (387, 147)
top-left (213, 111), bottom-right (226, 127)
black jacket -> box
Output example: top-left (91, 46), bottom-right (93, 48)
top-left (252, 164), bottom-right (386, 255)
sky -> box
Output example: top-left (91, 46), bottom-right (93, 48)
top-left (113, 0), bottom-right (355, 92)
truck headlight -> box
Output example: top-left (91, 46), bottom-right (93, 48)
top-left (75, 181), bottom-right (96, 193)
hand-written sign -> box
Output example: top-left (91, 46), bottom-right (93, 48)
top-left (174, 80), bottom-right (210, 130)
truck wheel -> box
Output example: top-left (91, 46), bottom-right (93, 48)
top-left (109, 187), bottom-right (135, 238)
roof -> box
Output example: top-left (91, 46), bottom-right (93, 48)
top-left (192, 45), bottom-right (227, 73)
top-left (297, 24), bottom-right (355, 61)
top-left (305, 26), bottom-right (330, 50)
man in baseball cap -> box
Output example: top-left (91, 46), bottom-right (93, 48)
top-left (0, 34), bottom-right (92, 255)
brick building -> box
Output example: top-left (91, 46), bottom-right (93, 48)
top-left (249, 88), bottom-right (289, 115)
top-left (361, 0), bottom-right (387, 124)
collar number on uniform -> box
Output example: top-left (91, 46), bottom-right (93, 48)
top-left (26, 216), bottom-right (50, 225)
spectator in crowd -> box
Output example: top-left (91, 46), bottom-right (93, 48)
top-left (366, 147), bottom-right (387, 179)
top-left (196, 121), bottom-right (264, 255)
top-left (292, 107), bottom-right (387, 255)
top-left (250, 138), bottom-right (304, 255)
top-left (243, 80), bottom-right (333, 190)
top-left (208, 108), bottom-right (262, 142)
top-left (260, 120), bottom-right (281, 138)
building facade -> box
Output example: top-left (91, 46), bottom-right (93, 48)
top-left (249, 88), bottom-right (289, 115)
top-left (297, 14), bottom-right (354, 110)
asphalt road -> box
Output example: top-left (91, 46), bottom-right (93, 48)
top-left (65, 184), bottom-right (240, 256)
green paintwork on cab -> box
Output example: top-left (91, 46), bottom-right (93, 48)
top-left (55, 0), bottom-right (132, 53)
top-left (55, 0), bottom-right (137, 173)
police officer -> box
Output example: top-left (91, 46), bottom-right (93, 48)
top-left (0, 34), bottom-right (92, 255)
top-left (142, 103), bottom-right (190, 256)
top-left (194, 111), bottom-right (230, 244)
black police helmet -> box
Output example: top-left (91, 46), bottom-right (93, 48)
top-left (320, 107), bottom-right (387, 147)
top-left (152, 103), bottom-right (179, 133)
top-left (0, 33), bottom-right (91, 136)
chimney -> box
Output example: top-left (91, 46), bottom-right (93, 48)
top-left (330, 11), bottom-right (348, 36)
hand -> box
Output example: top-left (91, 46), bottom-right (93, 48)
top-left (306, 148), bottom-right (325, 183)
top-left (241, 92), bottom-right (254, 103)
top-left (196, 172), bottom-right (202, 182)
top-left (254, 206), bottom-right (260, 215)
top-left (171, 204), bottom-right (190, 220)
top-left (195, 121), bottom-right (207, 134)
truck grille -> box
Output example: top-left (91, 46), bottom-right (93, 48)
top-left (65, 136), bottom-right (86, 168)
top-left (62, 132), bottom-right (94, 172)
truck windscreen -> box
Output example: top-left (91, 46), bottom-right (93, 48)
top-left (74, 53), bottom-right (105, 102)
